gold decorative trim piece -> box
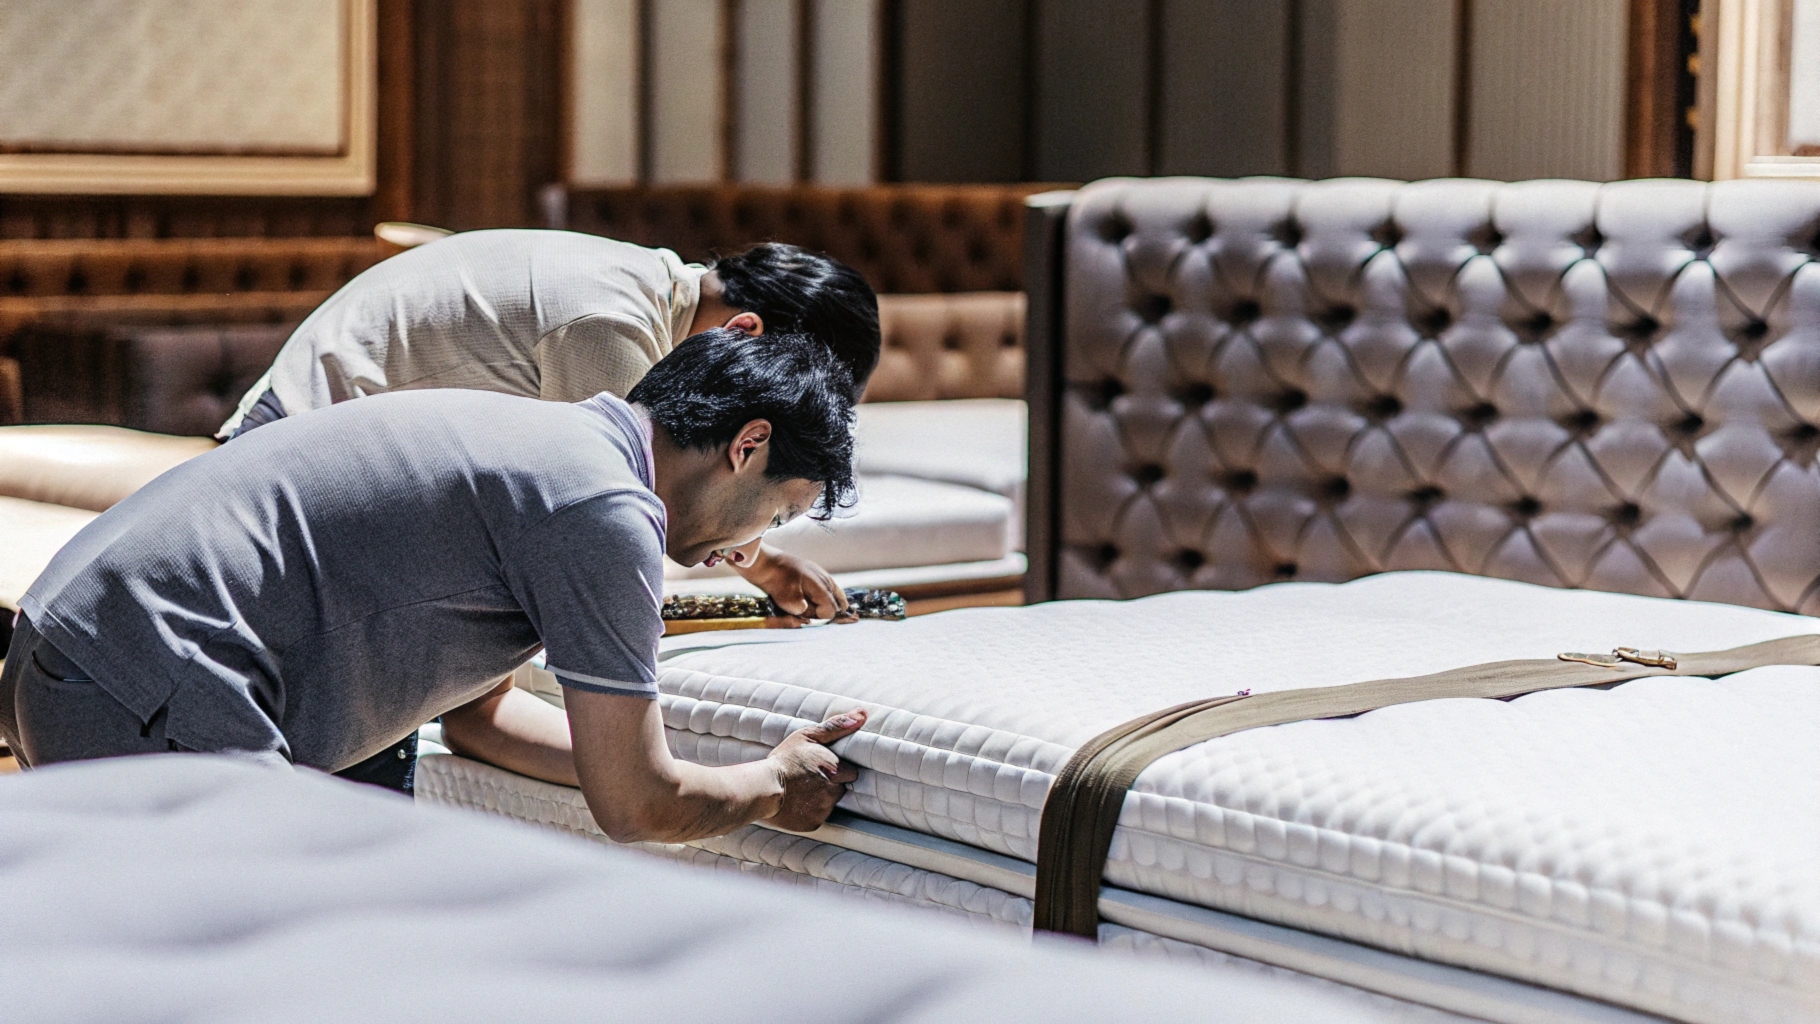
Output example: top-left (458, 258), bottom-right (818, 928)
top-left (0, 0), bottom-right (376, 196)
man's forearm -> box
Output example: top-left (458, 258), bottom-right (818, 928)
top-left (565, 689), bottom-right (789, 845)
top-left (441, 681), bottom-right (580, 787)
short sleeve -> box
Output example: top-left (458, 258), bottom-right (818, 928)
top-left (501, 491), bottom-right (666, 697)
top-left (536, 313), bottom-right (668, 402)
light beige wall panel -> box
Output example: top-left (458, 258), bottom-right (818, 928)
top-left (810, 0), bottom-right (878, 185)
top-left (570, 0), bottom-right (640, 185)
top-left (0, 0), bottom-right (373, 195)
top-left (0, 0), bottom-right (342, 154)
top-left (736, 0), bottom-right (799, 183)
top-left (649, 0), bottom-right (725, 183)
top-left (1790, 0), bottom-right (1820, 150)
top-left (1466, 0), bottom-right (1627, 181)
top-left (1329, 0), bottom-right (1457, 180)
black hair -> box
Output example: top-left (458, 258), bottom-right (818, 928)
top-left (629, 326), bottom-right (857, 518)
top-left (710, 243), bottom-right (880, 397)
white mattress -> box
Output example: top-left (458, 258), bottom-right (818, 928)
top-left (3, 755), bottom-right (1489, 1024)
top-left (526, 571), bottom-right (1818, 1024)
top-left (419, 754), bottom-right (1487, 1023)
top-left (0, 494), bottom-right (96, 611)
top-left (854, 399), bottom-right (1026, 547)
top-left (664, 473), bottom-right (1014, 580)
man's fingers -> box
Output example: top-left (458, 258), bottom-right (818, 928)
top-left (828, 761), bottom-right (859, 785)
top-left (799, 708), bottom-right (867, 744)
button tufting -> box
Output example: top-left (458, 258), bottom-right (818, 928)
top-left (1461, 402), bottom-right (1499, 430)
top-left (1225, 298), bottom-right (1262, 326)
top-left (1178, 382), bottom-right (1216, 406)
top-left (1370, 219), bottom-right (1403, 247)
top-left (1414, 307), bottom-right (1452, 337)
top-left (1560, 408), bottom-right (1601, 437)
top-left (1056, 177), bottom-right (1820, 610)
top-left (1220, 469), bottom-right (1259, 495)
top-left (1315, 305), bottom-right (1356, 333)
top-left (1135, 293), bottom-right (1172, 324)
top-left (1364, 394), bottom-right (1404, 421)
top-left (1099, 213), bottom-right (1133, 243)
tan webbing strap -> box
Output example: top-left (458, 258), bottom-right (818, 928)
top-left (1033, 634), bottom-right (1820, 937)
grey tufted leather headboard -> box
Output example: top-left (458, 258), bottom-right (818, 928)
top-left (1024, 177), bottom-right (1820, 614)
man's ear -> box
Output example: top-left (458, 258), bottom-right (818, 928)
top-left (723, 311), bottom-right (765, 336)
top-left (727, 419), bottom-right (772, 474)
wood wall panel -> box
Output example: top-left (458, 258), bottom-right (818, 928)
top-left (570, 0), bottom-right (640, 186)
top-left (1158, 0), bottom-right (1294, 177)
top-left (809, 0), bottom-right (881, 185)
top-left (893, 0), bottom-right (1027, 183)
top-left (1033, 0), bottom-right (1152, 182)
top-left (734, 0), bottom-right (801, 184)
top-left (413, 0), bottom-right (562, 230)
top-left (1468, 0), bottom-right (1627, 181)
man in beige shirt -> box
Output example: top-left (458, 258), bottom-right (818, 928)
top-left (222, 229), bottom-right (880, 623)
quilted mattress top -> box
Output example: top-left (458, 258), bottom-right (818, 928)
top-left (0, 755), bottom-right (1433, 1024)
top-left (655, 571), bottom-right (1820, 1024)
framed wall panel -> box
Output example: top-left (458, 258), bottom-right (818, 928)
top-left (570, 0), bottom-right (641, 186)
top-left (646, 0), bottom-right (727, 183)
top-left (735, 0), bottom-right (800, 184)
top-left (1711, 0), bottom-right (1820, 178)
top-left (0, 0), bottom-right (376, 195)
top-left (809, 0), bottom-right (880, 185)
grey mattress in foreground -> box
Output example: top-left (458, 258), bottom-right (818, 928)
top-left (4, 755), bottom-right (1437, 1024)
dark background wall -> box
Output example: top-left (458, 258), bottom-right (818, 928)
top-left (0, 0), bottom-right (1699, 241)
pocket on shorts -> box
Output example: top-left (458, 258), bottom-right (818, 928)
top-left (31, 650), bottom-right (95, 685)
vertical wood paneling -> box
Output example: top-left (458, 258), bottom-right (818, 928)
top-left (1320, 0), bottom-right (1458, 180)
top-left (569, 0), bottom-right (639, 185)
top-left (1034, 0), bottom-right (1151, 182)
top-left (1468, 0), bottom-right (1627, 181)
top-left (894, 0), bottom-right (1027, 182)
top-left (808, 0), bottom-right (879, 184)
top-left (648, 0), bottom-right (724, 182)
top-left (1158, 0), bottom-right (1293, 176)
top-left (734, 0), bottom-right (799, 182)
top-left (414, 0), bottom-right (562, 229)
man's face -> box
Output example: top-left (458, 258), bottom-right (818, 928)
top-left (667, 475), bottom-right (825, 568)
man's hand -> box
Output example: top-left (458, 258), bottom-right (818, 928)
top-left (764, 709), bottom-right (867, 832)
top-left (730, 543), bottom-right (855, 623)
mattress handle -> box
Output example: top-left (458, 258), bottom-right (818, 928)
top-left (1033, 633), bottom-right (1820, 939)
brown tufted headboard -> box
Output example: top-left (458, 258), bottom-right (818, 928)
top-left (1025, 178), bottom-right (1820, 614)
top-left (554, 183), bottom-right (1056, 295)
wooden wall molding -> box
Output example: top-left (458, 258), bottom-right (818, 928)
top-left (0, 0), bottom-right (378, 196)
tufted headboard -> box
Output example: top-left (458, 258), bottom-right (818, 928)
top-left (1024, 178), bottom-right (1820, 614)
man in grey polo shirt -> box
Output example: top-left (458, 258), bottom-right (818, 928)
top-left (0, 328), bottom-right (865, 841)
top-left (223, 230), bottom-right (881, 625)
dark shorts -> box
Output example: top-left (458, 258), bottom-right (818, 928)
top-left (1, 614), bottom-right (418, 793)
top-left (228, 388), bottom-right (288, 439)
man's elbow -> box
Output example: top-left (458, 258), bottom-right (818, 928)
top-left (589, 792), bottom-right (695, 845)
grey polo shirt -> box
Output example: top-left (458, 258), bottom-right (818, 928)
top-left (221, 228), bottom-right (706, 436)
top-left (22, 389), bottom-right (666, 772)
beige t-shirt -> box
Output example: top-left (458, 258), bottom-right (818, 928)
top-left (222, 229), bottom-right (705, 435)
